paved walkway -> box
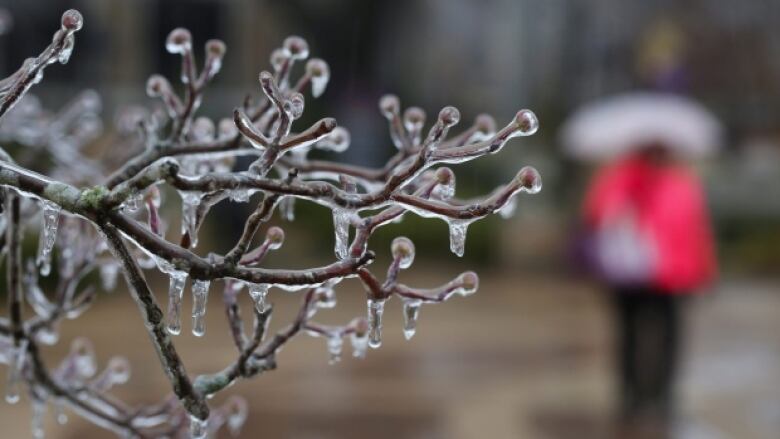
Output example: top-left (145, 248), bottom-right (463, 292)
top-left (1, 270), bottom-right (778, 438)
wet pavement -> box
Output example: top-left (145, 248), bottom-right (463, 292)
top-left (1, 270), bottom-right (778, 438)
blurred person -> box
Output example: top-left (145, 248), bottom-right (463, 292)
top-left (581, 143), bottom-right (716, 433)
top-left (562, 21), bottom-right (721, 436)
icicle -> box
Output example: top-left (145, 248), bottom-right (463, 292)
top-left (367, 298), bottom-right (386, 349)
top-left (402, 299), bottom-right (422, 340)
top-left (54, 402), bottom-right (68, 425)
top-left (447, 219), bottom-right (472, 257)
top-left (123, 192), bottom-right (141, 212)
top-left (499, 196), bottom-right (518, 219)
top-left (228, 189), bottom-right (250, 203)
top-left (314, 283), bottom-right (337, 309)
top-left (99, 262), bottom-right (119, 291)
top-left (179, 191), bottom-right (202, 248)
top-left (36, 201), bottom-right (60, 276)
top-left (4, 340), bottom-right (27, 404)
top-left (279, 196), bottom-right (295, 221)
top-left (225, 397), bottom-right (248, 436)
top-left (326, 335), bottom-right (343, 365)
top-left (71, 338), bottom-right (97, 379)
top-left (31, 399), bottom-right (46, 439)
top-left (36, 325), bottom-right (59, 345)
top-left (166, 271), bottom-right (187, 335)
top-left (191, 280), bottom-right (210, 337)
top-left (247, 283), bottom-right (269, 314)
top-left (306, 59), bottom-right (330, 98)
top-left (350, 318), bottom-right (369, 358)
top-left (332, 209), bottom-right (350, 259)
top-left (190, 415), bottom-right (208, 439)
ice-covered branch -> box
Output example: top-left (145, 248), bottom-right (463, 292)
top-left (0, 9), bottom-right (542, 438)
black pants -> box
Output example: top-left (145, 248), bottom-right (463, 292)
top-left (613, 288), bottom-right (683, 420)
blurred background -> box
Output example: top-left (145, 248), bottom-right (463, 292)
top-left (0, 0), bottom-right (779, 438)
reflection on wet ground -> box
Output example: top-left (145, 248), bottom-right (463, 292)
top-left (2, 270), bottom-right (778, 438)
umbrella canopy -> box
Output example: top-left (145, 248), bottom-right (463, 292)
top-left (560, 92), bottom-right (722, 160)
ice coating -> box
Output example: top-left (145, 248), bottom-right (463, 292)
top-left (36, 200), bottom-right (61, 276)
top-left (166, 271), bottom-right (188, 335)
top-left (247, 283), bottom-right (269, 314)
top-left (367, 298), bottom-right (386, 349)
top-left (402, 299), bottom-right (422, 340)
top-left (191, 280), bottom-right (210, 337)
top-left (447, 219), bottom-right (473, 257)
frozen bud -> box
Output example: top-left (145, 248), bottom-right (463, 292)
top-left (270, 48), bottom-right (287, 71)
top-left (403, 107), bottom-right (426, 131)
top-left (352, 317), bottom-right (369, 337)
top-left (205, 39), bottom-right (226, 58)
top-left (474, 114), bottom-right (496, 135)
top-left (78, 89), bottom-right (101, 112)
top-left (435, 167), bottom-right (455, 186)
top-left (258, 70), bottom-right (275, 87)
top-left (391, 237), bottom-right (415, 269)
top-left (306, 58), bottom-right (330, 97)
top-left (282, 36), bottom-right (309, 60)
top-left (379, 94), bottom-right (400, 119)
top-left (515, 166), bottom-right (542, 194)
top-left (514, 109), bottom-right (538, 135)
top-left (166, 28), bottom-right (192, 54)
top-left (318, 126), bottom-right (350, 152)
top-left (218, 117), bottom-right (237, 138)
top-left (192, 117), bottom-right (215, 141)
top-left (61, 9), bottom-right (83, 32)
top-left (458, 271), bottom-right (479, 296)
top-left (71, 337), bottom-right (97, 377)
top-left (145, 74), bottom-right (169, 98)
top-left (115, 106), bottom-right (148, 134)
top-left (286, 92), bottom-right (305, 119)
top-left (265, 226), bottom-right (285, 250)
top-left (438, 106), bottom-right (461, 127)
top-left (224, 396), bottom-right (249, 436)
top-left (106, 357), bottom-right (131, 384)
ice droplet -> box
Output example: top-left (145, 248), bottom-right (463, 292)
top-left (36, 201), bottom-right (60, 276)
top-left (99, 262), bottom-right (119, 291)
top-left (54, 402), bottom-right (68, 425)
top-left (306, 58), bottom-right (330, 98)
top-left (191, 280), bottom-right (210, 337)
top-left (391, 237), bottom-right (415, 269)
top-left (123, 192), bottom-right (141, 212)
top-left (448, 219), bottom-right (472, 257)
top-left (228, 189), bottom-right (250, 203)
top-left (314, 283), bottom-right (337, 309)
top-left (367, 298), bottom-right (386, 349)
top-left (498, 196), bottom-right (517, 219)
top-left (326, 335), bottom-right (343, 365)
top-left (402, 299), bottom-right (422, 340)
top-left (247, 283), bottom-right (269, 314)
top-left (166, 271), bottom-right (188, 335)
top-left (279, 196), bottom-right (295, 221)
top-left (4, 340), bottom-right (27, 404)
top-left (190, 415), bottom-right (208, 439)
top-left (350, 331), bottom-right (369, 358)
top-left (71, 338), bottom-right (97, 378)
top-left (179, 191), bottom-right (202, 248)
top-left (31, 399), bottom-right (46, 439)
top-left (332, 209), bottom-right (351, 259)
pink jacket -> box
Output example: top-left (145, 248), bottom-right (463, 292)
top-left (583, 155), bottom-right (716, 293)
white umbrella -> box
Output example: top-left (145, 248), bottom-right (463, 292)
top-left (560, 92), bottom-right (722, 160)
